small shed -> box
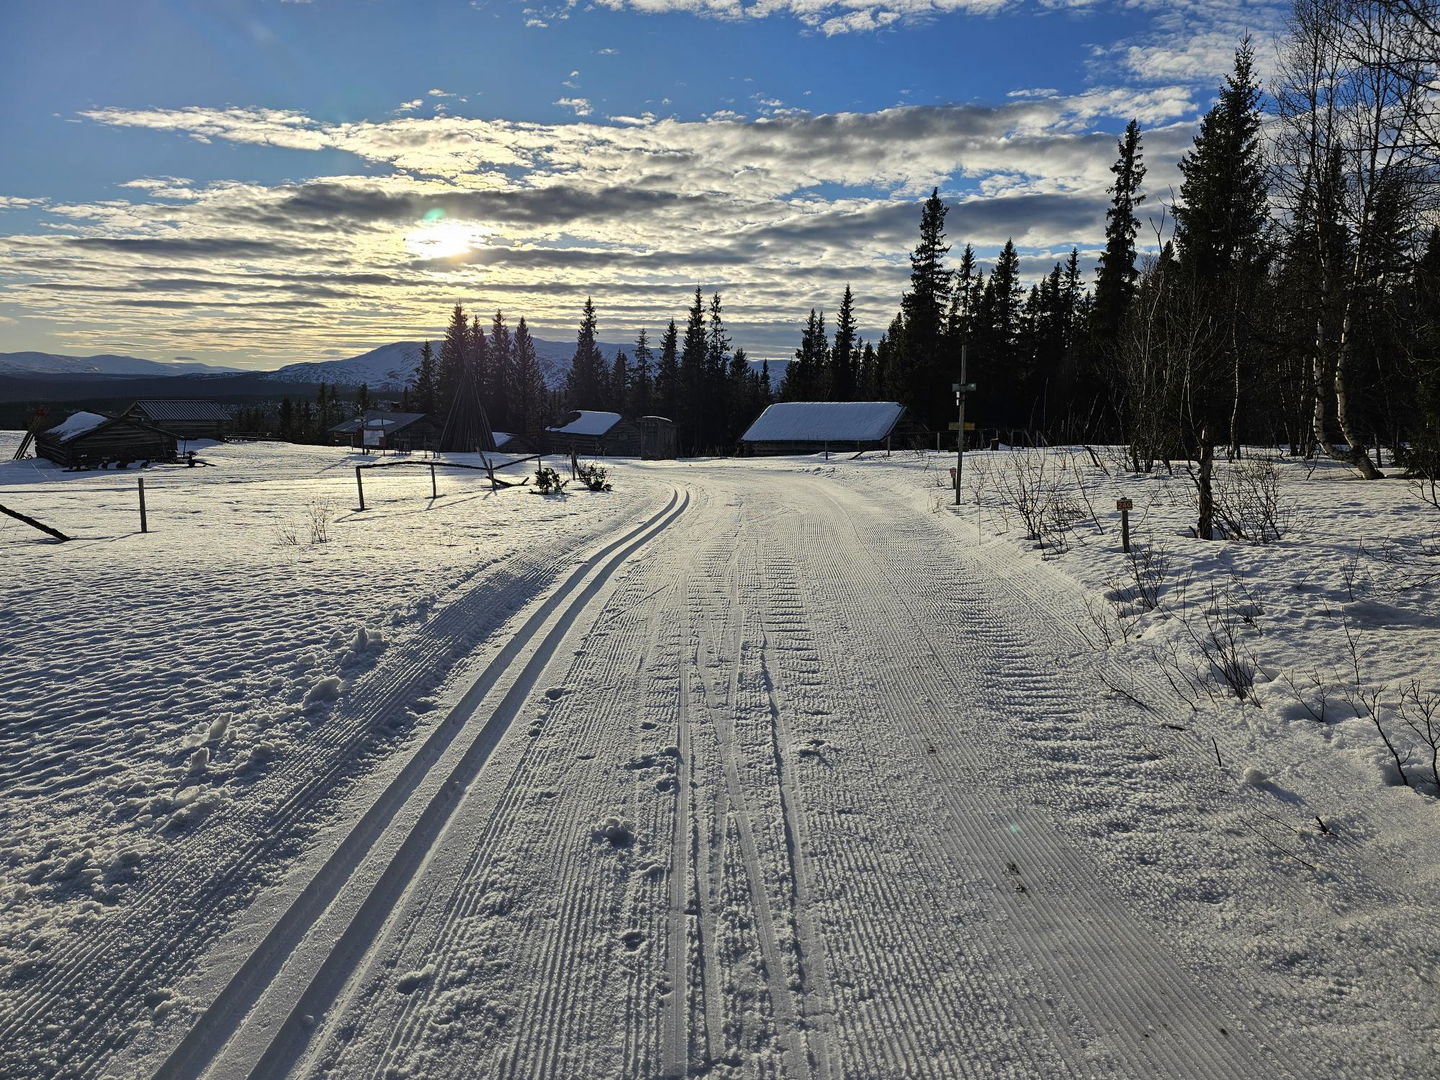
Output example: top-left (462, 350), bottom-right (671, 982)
top-left (35, 411), bottom-right (178, 468)
top-left (331, 411), bottom-right (441, 452)
top-left (492, 431), bottom-right (536, 455)
top-left (125, 399), bottom-right (233, 441)
top-left (544, 410), bottom-right (641, 456)
top-left (739, 401), bottom-right (909, 455)
top-left (638, 416), bottom-right (678, 460)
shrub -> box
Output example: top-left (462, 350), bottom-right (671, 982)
top-left (533, 464), bottom-right (568, 494)
top-left (576, 462), bottom-right (612, 492)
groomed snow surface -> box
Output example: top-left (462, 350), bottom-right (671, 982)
top-left (1, 434), bottom-right (1438, 1079)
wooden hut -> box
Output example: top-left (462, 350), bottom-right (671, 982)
top-left (331, 411), bottom-right (442, 452)
top-left (638, 416), bottom-right (678, 460)
top-left (124, 399), bottom-right (233, 441)
top-left (35, 411), bottom-right (178, 468)
top-left (544, 411), bottom-right (641, 456)
top-left (739, 401), bottom-right (909, 456)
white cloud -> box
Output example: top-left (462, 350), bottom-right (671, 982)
top-left (4, 92), bottom-right (1204, 364)
top-left (554, 97), bottom-right (594, 116)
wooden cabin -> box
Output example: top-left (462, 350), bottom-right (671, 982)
top-left (35, 411), bottom-right (178, 468)
top-left (330, 411), bottom-right (441, 452)
top-left (638, 416), bottom-right (678, 460)
top-left (739, 401), bottom-right (910, 456)
top-left (124, 399), bottom-right (233, 441)
top-left (544, 411), bottom-right (642, 456)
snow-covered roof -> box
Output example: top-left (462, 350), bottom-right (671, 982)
top-left (740, 401), bottom-right (906, 443)
top-left (45, 411), bottom-right (111, 442)
top-left (329, 411), bottom-right (428, 434)
top-left (546, 410), bottom-right (623, 437)
top-left (128, 399), bottom-right (232, 422)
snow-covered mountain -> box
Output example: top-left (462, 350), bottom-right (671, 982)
top-left (0, 351), bottom-right (243, 377)
top-left (263, 337), bottom-right (631, 390)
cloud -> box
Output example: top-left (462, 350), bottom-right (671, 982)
top-left (590, 0), bottom-right (1015, 30)
top-left (554, 97), bottom-right (593, 116)
top-left (2, 93), bottom-right (1204, 365)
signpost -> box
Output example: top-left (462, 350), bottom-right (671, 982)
top-left (953, 345), bottom-right (976, 506)
top-left (1117, 497), bottom-right (1134, 552)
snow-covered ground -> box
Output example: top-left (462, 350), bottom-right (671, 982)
top-left (2, 436), bottom-right (1437, 1078)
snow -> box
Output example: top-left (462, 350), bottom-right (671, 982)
top-left (45, 410), bottom-right (110, 441)
top-left (546, 409), bottom-right (622, 437)
top-left (2, 438), bottom-right (1439, 1078)
top-left (740, 399), bottom-right (905, 442)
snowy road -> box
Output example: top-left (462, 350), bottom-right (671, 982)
top-left (12, 454), bottom-right (1419, 1078)
top-left (96, 459), bottom-right (1351, 1080)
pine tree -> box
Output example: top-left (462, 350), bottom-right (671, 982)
top-left (469, 316), bottom-right (489, 413)
top-left (781, 309), bottom-right (828, 400)
top-left (630, 327), bottom-right (655, 416)
top-left (706, 292), bottom-right (731, 447)
top-left (1093, 119), bottom-right (1147, 344)
top-left (609, 349), bottom-right (629, 412)
top-left (655, 319), bottom-right (681, 422)
top-left (413, 340), bottom-right (439, 414)
top-left (510, 317), bottom-right (547, 434)
top-left (831, 285), bottom-right (858, 400)
top-left (680, 288), bottom-right (708, 451)
top-left (898, 187), bottom-right (953, 427)
top-left (489, 311), bottom-right (511, 431)
top-left (438, 303), bottom-right (469, 418)
top-left (1174, 38), bottom-right (1271, 459)
top-left (565, 297), bottom-right (607, 409)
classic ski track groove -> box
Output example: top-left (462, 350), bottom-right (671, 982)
top-left (148, 487), bottom-right (687, 1080)
top-left (0, 529), bottom-right (630, 1080)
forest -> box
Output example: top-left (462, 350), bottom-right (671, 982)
top-left (289, 0), bottom-right (1437, 498)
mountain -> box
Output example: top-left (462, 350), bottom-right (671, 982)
top-left (264, 337), bottom-right (632, 390)
top-left (0, 351), bottom-right (243, 378)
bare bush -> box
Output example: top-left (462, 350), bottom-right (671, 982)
top-left (991, 450), bottom-right (1085, 547)
top-left (1178, 583), bottom-right (1260, 701)
top-left (1211, 457), bottom-right (1296, 544)
top-left (1396, 680), bottom-right (1440, 794)
top-left (277, 499), bottom-right (335, 546)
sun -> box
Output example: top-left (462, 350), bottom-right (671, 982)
top-left (403, 215), bottom-right (491, 259)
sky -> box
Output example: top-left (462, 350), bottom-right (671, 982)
top-left (0, 0), bottom-right (1290, 369)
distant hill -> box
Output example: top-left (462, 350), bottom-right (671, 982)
top-left (264, 338), bottom-right (630, 390)
top-left (0, 351), bottom-right (242, 378)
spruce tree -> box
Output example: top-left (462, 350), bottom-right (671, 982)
top-left (438, 302), bottom-right (469, 417)
top-left (655, 319), bottom-right (681, 422)
top-left (413, 340), bottom-right (439, 414)
top-left (489, 311), bottom-right (511, 431)
top-left (831, 285), bottom-right (858, 400)
top-left (1093, 119), bottom-right (1147, 345)
top-left (630, 327), bottom-right (655, 416)
top-left (610, 349), bottom-right (629, 412)
top-left (565, 297), bottom-right (607, 409)
top-left (511, 316), bottom-right (546, 433)
top-left (680, 288), bottom-right (708, 451)
top-left (898, 187), bottom-right (953, 427)
top-left (1174, 38), bottom-right (1271, 459)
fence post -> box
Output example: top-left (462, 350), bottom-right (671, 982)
top-left (356, 466), bottom-right (366, 511)
top-left (430, 463), bottom-right (437, 500)
top-left (138, 477), bottom-right (148, 534)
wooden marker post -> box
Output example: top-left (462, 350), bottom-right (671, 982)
top-left (356, 466), bottom-right (366, 511)
top-left (1117, 497), bottom-right (1133, 552)
top-left (138, 477), bottom-right (148, 534)
top-left (430, 463), bottom-right (438, 500)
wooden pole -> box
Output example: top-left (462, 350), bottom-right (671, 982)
top-left (138, 477), bottom-right (148, 534)
top-left (355, 466), bottom-right (366, 511)
top-left (430, 463), bottom-right (437, 500)
top-left (0, 502), bottom-right (70, 542)
top-left (953, 344), bottom-right (968, 506)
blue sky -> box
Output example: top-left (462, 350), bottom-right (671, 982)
top-left (0, 0), bottom-right (1287, 367)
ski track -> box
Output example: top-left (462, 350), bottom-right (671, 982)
top-left (14, 460), bottom-right (1402, 1078)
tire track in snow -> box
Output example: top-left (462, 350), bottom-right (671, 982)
top-left (147, 489), bottom-right (688, 1080)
